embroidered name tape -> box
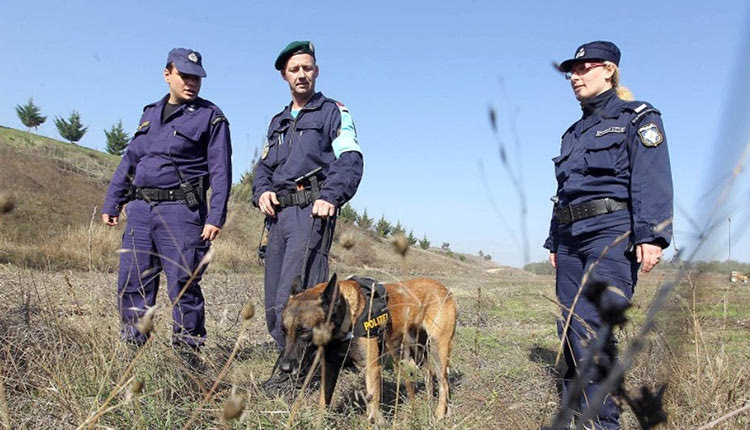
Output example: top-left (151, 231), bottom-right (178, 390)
top-left (595, 126), bottom-right (626, 137)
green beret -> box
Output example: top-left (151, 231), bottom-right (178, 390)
top-left (274, 40), bottom-right (316, 71)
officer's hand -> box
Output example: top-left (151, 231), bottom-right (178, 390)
top-left (259, 191), bottom-right (279, 216)
top-left (636, 242), bottom-right (662, 273)
top-left (201, 224), bottom-right (221, 241)
top-left (312, 199), bottom-right (336, 219)
top-left (102, 214), bottom-right (118, 226)
top-left (549, 252), bottom-right (557, 269)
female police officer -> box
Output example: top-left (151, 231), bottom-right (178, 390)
top-left (544, 41), bottom-right (673, 429)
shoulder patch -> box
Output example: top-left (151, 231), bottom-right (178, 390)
top-left (638, 122), bottom-right (664, 147)
top-left (137, 121), bottom-right (150, 132)
top-left (211, 115), bottom-right (227, 126)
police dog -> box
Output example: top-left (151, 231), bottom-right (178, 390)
top-left (278, 274), bottom-right (456, 424)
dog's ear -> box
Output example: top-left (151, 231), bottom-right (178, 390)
top-left (290, 275), bottom-right (305, 296)
top-left (322, 273), bottom-right (339, 305)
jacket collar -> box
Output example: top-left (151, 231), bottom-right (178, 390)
top-left (581, 89), bottom-right (622, 119)
top-left (280, 92), bottom-right (326, 120)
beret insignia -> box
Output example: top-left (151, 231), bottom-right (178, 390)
top-left (638, 123), bottom-right (664, 147)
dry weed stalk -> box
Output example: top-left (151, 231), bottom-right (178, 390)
top-left (87, 206), bottom-right (97, 271)
top-left (79, 246), bottom-right (212, 429)
top-left (0, 192), bottom-right (15, 214)
top-left (0, 364), bottom-right (10, 430)
top-left (221, 392), bottom-right (244, 422)
top-left (286, 288), bottom-right (340, 428)
top-left (182, 299), bottom-right (255, 430)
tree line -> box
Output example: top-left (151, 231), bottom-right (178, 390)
top-left (16, 98), bottom-right (466, 260)
top-left (15, 98), bottom-right (129, 155)
top-left (338, 204), bottom-right (432, 250)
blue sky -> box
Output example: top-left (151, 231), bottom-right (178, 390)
top-left (1, 1), bottom-right (749, 267)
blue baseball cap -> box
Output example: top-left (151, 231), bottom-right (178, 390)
top-left (558, 41), bottom-right (621, 73)
top-left (166, 48), bottom-right (207, 77)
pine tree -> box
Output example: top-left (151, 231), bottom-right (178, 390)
top-left (407, 230), bottom-right (418, 246)
top-left (356, 208), bottom-right (373, 230)
top-left (104, 120), bottom-right (130, 155)
top-left (15, 98), bottom-right (47, 132)
top-left (339, 203), bottom-right (358, 224)
top-left (55, 111), bottom-right (88, 144)
top-left (376, 215), bottom-right (392, 237)
top-left (392, 220), bottom-right (406, 236)
top-left (419, 235), bottom-right (431, 250)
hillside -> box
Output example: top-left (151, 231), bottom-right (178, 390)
top-left (0, 125), bottom-right (507, 276)
top-left (1, 126), bottom-right (749, 429)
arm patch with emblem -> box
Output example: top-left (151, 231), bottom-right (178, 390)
top-left (638, 122), bottom-right (664, 147)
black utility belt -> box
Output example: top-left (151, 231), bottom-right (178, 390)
top-left (555, 198), bottom-right (628, 225)
top-left (134, 187), bottom-right (187, 202)
top-left (276, 188), bottom-right (319, 208)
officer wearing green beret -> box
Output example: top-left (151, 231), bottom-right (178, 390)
top-left (253, 41), bottom-right (364, 357)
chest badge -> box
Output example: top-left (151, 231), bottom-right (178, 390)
top-left (638, 122), bottom-right (664, 147)
top-left (595, 126), bottom-right (626, 137)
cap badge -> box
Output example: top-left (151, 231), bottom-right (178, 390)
top-left (638, 123), bottom-right (664, 147)
top-left (308, 42), bottom-right (315, 53)
top-left (188, 52), bottom-right (198, 63)
top-left (575, 48), bottom-right (585, 59)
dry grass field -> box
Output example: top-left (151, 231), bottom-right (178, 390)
top-left (1, 126), bottom-right (749, 429)
top-left (1, 256), bottom-right (749, 429)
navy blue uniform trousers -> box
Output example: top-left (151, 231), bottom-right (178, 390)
top-left (118, 199), bottom-right (209, 347)
top-left (556, 223), bottom-right (638, 429)
top-left (264, 205), bottom-right (335, 350)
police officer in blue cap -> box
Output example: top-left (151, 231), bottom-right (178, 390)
top-left (252, 41), bottom-right (363, 352)
top-left (545, 41), bottom-right (673, 429)
top-left (102, 48), bottom-right (232, 356)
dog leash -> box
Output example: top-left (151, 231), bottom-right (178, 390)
top-left (294, 215), bottom-right (332, 290)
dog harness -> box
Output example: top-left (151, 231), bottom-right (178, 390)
top-left (347, 276), bottom-right (390, 339)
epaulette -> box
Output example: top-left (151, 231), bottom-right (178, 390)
top-left (561, 123), bottom-right (576, 140)
top-left (142, 101), bottom-right (158, 112)
top-left (622, 101), bottom-right (661, 125)
top-left (211, 115), bottom-right (228, 126)
top-left (334, 100), bottom-right (350, 113)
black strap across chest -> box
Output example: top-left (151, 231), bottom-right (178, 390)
top-left (348, 276), bottom-right (390, 338)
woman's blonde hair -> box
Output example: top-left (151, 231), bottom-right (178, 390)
top-left (608, 62), bottom-right (634, 101)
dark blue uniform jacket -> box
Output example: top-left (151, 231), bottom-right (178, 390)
top-left (252, 92), bottom-right (363, 208)
top-left (544, 90), bottom-right (673, 251)
top-left (102, 95), bottom-right (232, 227)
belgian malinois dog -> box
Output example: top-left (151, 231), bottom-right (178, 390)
top-left (278, 274), bottom-right (456, 424)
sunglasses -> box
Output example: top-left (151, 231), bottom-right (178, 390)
top-left (564, 62), bottom-right (606, 80)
